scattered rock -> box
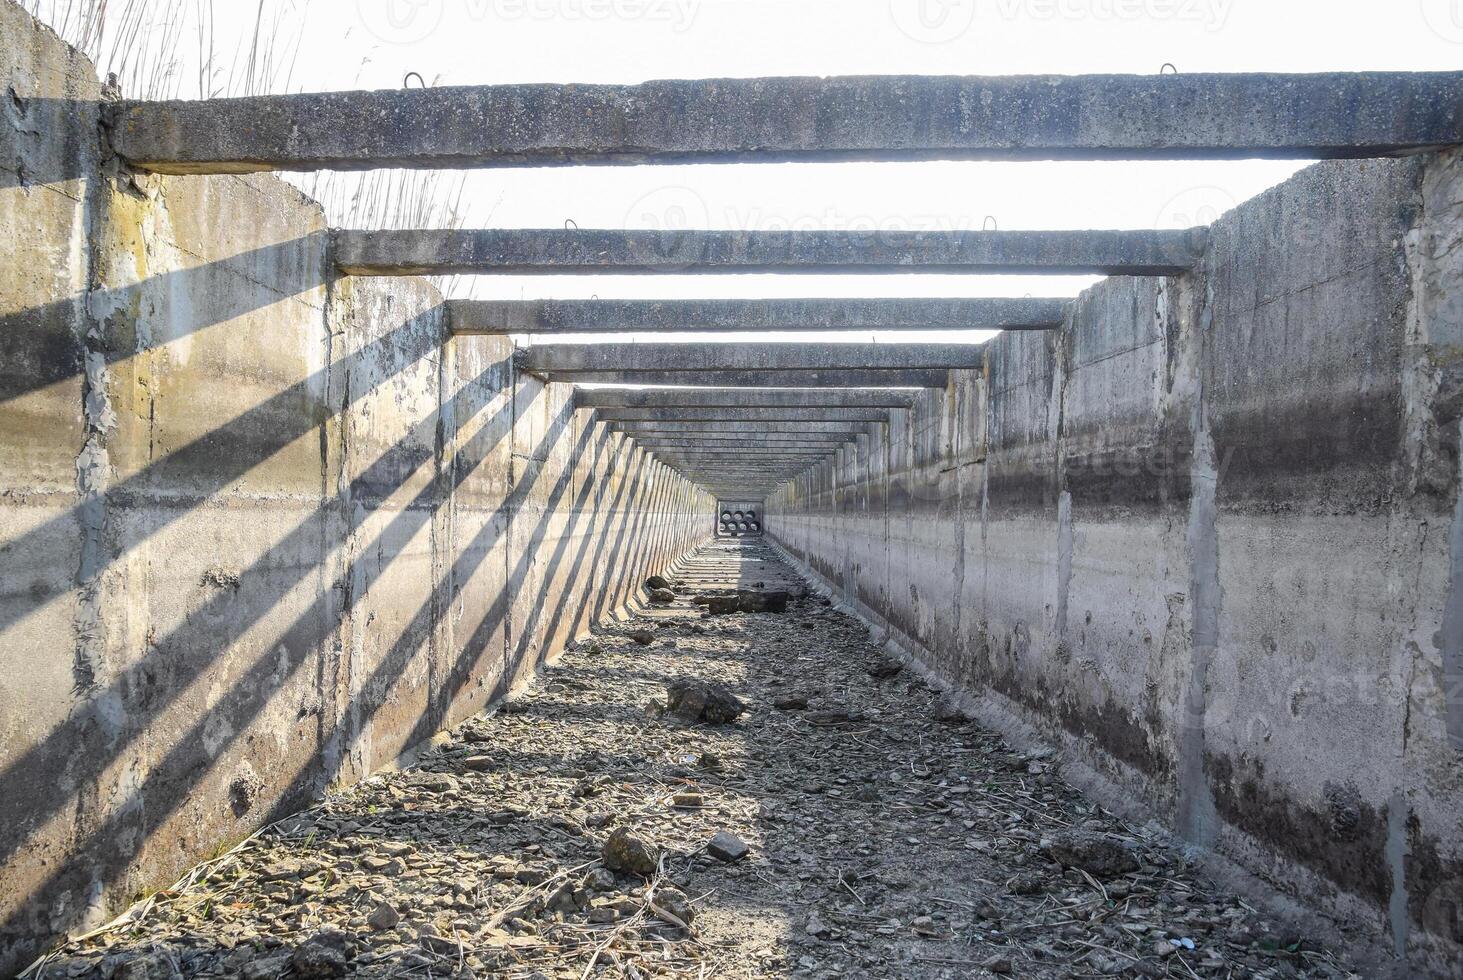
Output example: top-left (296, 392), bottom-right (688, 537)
top-left (290, 930), bottom-right (354, 978)
top-left (706, 830), bottom-right (749, 862)
top-left (932, 699), bottom-right (969, 724)
top-left (1043, 830), bottom-right (1140, 877)
top-left (736, 590), bottom-right (789, 614)
top-left (51, 540), bottom-right (1356, 980)
top-left (601, 828), bottom-right (659, 876)
top-left (648, 588), bottom-right (676, 604)
top-left (665, 677), bottom-right (746, 724)
top-left (705, 590), bottom-right (791, 615)
top-left (704, 595), bottom-right (742, 615)
top-left (645, 575), bottom-right (672, 591)
top-left (652, 886), bottom-right (695, 927)
top-left (403, 771), bottom-right (457, 793)
top-left (867, 657), bottom-right (903, 679)
top-left (240, 954), bottom-right (292, 980)
top-left (366, 901), bottom-right (401, 931)
top-left (627, 630), bottom-right (655, 646)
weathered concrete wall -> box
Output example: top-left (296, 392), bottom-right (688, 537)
top-left (767, 153), bottom-right (1463, 974)
top-left (0, 6), bottom-right (711, 974)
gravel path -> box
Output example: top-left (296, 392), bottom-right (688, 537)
top-left (31, 541), bottom-right (1359, 979)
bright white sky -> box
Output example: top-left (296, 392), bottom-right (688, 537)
top-left (54, 0), bottom-right (1463, 343)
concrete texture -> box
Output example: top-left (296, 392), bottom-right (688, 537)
top-left (451, 297), bottom-right (1068, 334)
top-left (112, 72), bottom-right (1463, 173)
top-left (765, 153), bottom-right (1463, 976)
top-left (575, 389), bottom-right (916, 409)
top-left (6, 5), bottom-right (1463, 974)
top-left (335, 228), bottom-right (1203, 277)
top-left (0, 6), bottom-right (710, 974)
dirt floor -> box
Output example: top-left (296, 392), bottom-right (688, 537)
top-left (29, 540), bottom-right (1362, 979)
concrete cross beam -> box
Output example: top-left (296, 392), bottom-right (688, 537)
top-left (663, 470), bottom-right (821, 478)
top-left (658, 459), bottom-right (830, 465)
top-left (523, 343), bottom-right (973, 389)
top-left (649, 450), bottom-right (842, 456)
top-left (652, 450), bottom-right (838, 460)
top-left (608, 421), bottom-right (874, 434)
top-left (335, 228), bottom-right (1201, 276)
top-left (575, 388), bottom-right (916, 409)
top-left (519, 343), bottom-right (983, 373)
top-left (625, 435), bottom-right (859, 447)
top-left (641, 445), bottom-right (848, 454)
top-left (112, 72), bottom-right (1463, 174)
top-left (540, 369), bottom-right (951, 387)
top-left (628, 437), bottom-right (858, 448)
top-left (661, 457), bottom-right (828, 463)
top-left (593, 408), bottom-right (892, 422)
top-left (451, 297), bottom-right (1068, 334)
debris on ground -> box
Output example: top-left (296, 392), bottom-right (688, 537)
top-left (33, 541), bottom-right (1361, 980)
top-left (665, 676), bottom-right (747, 724)
top-left (867, 655), bottom-right (904, 678)
top-left (707, 830), bottom-right (750, 862)
top-left (602, 828), bottom-right (660, 876)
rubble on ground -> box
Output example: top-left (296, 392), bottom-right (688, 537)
top-left (33, 542), bottom-right (1360, 980)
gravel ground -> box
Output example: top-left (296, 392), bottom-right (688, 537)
top-left (29, 541), bottom-right (1361, 979)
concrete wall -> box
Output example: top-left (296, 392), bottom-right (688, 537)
top-left (767, 152), bottom-right (1463, 974)
top-left (0, 6), bottom-right (711, 973)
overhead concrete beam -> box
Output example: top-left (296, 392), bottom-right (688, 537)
top-left (592, 408), bottom-right (892, 423)
top-left (451, 297), bottom-right (1067, 334)
top-left (652, 451), bottom-right (837, 460)
top-left (628, 437), bottom-right (857, 448)
top-left (114, 72), bottom-right (1463, 174)
top-left (627, 440), bottom-right (853, 450)
top-left (650, 445), bottom-right (837, 454)
top-left (609, 421), bottom-right (872, 435)
top-left (539, 369), bottom-right (950, 387)
top-left (575, 388), bottom-right (916, 409)
top-left (335, 228), bottom-right (1200, 276)
top-left (520, 343), bottom-right (982, 373)
top-left (667, 469), bottom-right (819, 479)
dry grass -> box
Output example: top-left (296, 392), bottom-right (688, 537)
top-left (24, 0), bottom-right (472, 290)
